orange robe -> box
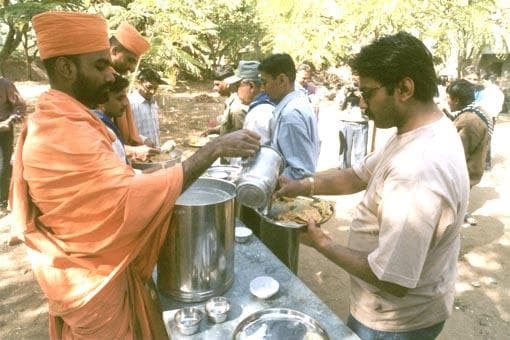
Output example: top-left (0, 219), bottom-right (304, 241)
top-left (115, 105), bottom-right (144, 146)
top-left (10, 89), bottom-right (182, 339)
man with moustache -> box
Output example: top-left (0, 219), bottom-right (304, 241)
top-left (109, 22), bottom-right (158, 160)
top-left (276, 32), bottom-right (469, 339)
top-left (130, 68), bottom-right (167, 148)
top-left (10, 11), bottom-right (260, 339)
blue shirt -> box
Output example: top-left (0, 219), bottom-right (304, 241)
top-left (270, 90), bottom-right (320, 180)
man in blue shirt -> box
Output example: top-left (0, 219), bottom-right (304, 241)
top-left (259, 53), bottom-right (320, 180)
top-left (252, 54), bottom-right (320, 272)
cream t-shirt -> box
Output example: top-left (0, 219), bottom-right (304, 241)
top-left (350, 116), bottom-right (469, 331)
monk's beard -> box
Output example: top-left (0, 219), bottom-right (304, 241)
top-left (73, 71), bottom-right (111, 108)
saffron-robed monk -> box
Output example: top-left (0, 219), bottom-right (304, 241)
top-left (10, 11), bottom-right (259, 339)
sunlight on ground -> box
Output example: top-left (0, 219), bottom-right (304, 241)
top-left (464, 252), bottom-right (502, 270)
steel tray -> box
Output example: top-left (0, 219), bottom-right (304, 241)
top-left (232, 308), bottom-right (329, 340)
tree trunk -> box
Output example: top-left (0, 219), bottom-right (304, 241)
top-left (0, 21), bottom-right (23, 77)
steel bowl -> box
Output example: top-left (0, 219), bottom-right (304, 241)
top-left (205, 296), bottom-right (231, 323)
top-left (174, 307), bottom-right (203, 335)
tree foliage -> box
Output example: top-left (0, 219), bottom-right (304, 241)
top-left (1, 0), bottom-right (509, 81)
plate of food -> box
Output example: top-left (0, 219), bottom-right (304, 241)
top-left (131, 149), bottom-right (183, 172)
top-left (260, 196), bottom-right (335, 228)
top-left (187, 135), bottom-right (211, 147)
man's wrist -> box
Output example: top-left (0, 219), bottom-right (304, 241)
top-left (307, 176), bottom-right (315, 196)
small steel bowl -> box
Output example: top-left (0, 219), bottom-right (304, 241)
top-left (174, 307), bottom-right (203, 335)
top-left (235, 227), bottom-right (253, 243)
top-left (205, 296), bottom-right (231, 323)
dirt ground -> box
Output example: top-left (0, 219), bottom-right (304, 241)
top-left (1, 82), bottom-right (509, 339)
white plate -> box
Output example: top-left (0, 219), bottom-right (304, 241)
top-left (250, 276), bottom-right (279, 299)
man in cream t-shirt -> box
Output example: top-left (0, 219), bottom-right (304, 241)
top-left (276, 32), bottom-right (469, 339)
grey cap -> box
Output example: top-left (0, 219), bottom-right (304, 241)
top-left (224, 60), bottom-right (260, 85)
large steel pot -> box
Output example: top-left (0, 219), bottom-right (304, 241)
top-left (157, 178), bottom-right (236, 302)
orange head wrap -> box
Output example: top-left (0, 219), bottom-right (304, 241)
top-left (113, 22), bottom-right (150, 57)
top-left (33, 11), bottom-right (110, 60)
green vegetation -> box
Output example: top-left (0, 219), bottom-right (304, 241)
top-left (1, 0), bottom-right (509, 81)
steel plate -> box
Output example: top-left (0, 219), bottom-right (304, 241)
top-left (233, 308), bottom-right (329, 340)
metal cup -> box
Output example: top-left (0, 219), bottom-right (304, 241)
top-left (236, 146), bottom-right (284, 210)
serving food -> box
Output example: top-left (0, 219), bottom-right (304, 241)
top-left (265, 196), bottom-right (335, 227)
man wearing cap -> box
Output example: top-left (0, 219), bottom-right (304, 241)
top-left (233, 60), bottom-right (274, 145)
top-left (10, 11), bottom-right (260, 339)
top-left (130, 68), bottom-right (167, 147)
top-left (205, 65), bottom-right (249, 138)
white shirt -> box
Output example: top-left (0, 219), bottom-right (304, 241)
top-left (243, 102), bottom-right (274, 145)
top-left (129, 90), bottom-right (161, 147)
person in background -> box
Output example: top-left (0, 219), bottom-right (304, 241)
top-left (130, 68), bottom-right (168, 148)
top-left (338, 75), bottom-right (369, 169)
top-left (109, 22), bottom-right (151, 147)
top-left (0, 77), bottom-right (26, 207)
top-left (477, 74), bottom-right (504, 170)
top-left (94, 74), bottom-right (131, 163)
top-left (228, 60), bottom-right (274, 145)
top-left (260, 53), bottom-right (320, 180)
top-left (202, 65), bottom-right (248, 138)
top-left (295, 63), bottom-right (319, 116)
top-left (276, 32), bottom-right (469, 340)
top-left (446, 79), bottom-right (491, 226)
top-left (253, 53), bottom-right (320, 272)
top-left (11, 11), bottom-right (260, 339)
top-left (295, 63), bottom-right (317, 98)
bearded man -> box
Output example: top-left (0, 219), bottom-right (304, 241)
top-left (10, 11), bottom-right (259, 339)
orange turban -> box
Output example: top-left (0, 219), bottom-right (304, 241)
top-left (114, 22), bottom-right (150, 57)
top-left (33, 11), bottom-right (109, 60)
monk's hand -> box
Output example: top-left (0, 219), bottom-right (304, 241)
top-left (211, 129), bottom-right (260, 158)
top-left (300, 219), bottom-right (331, 249)
top-left (275, 176), bottom-right (306, 198)
top-left (133, 145), bottom-right (159, 161)
top-left (143, 138), bottom-right (156, 148)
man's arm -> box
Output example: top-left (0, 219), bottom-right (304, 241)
top-left (276, 167), bottom-right (366, 197)
top-left (303, 221), bottom-right (409, 297)
top-left (181, 129), bottom-right (260, 190)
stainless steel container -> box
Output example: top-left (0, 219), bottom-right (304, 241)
top-left (236, 146), bottom-right (284, 210)
top-left (157, 178), bottom-right (236, 302)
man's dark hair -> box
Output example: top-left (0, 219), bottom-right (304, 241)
top-left (259, 53), bottom-right (296, 83)
top-left (446, 79), bottom-right (475, 108)
top-left (110, 74), bottom-right (130, 93)
top-left (349, 31), bottom-right (438, 102)
top-left (42, 55), bottom-right (81, 82)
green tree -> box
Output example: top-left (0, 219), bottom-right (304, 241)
top-left (0, 0), bottom-right (85, 77)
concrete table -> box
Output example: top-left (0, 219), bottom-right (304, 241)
top-left (158, 221), bottom-right (358, 339)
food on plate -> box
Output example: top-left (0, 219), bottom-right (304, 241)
top-left (271, 196), bottom-right (334, 225)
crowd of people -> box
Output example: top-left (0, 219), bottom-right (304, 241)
top-left (0, 9), bottom-right (507, 340)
